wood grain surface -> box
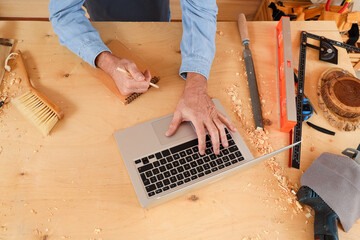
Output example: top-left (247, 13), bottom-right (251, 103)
top-left (0, 21), bottom-right (359, 240)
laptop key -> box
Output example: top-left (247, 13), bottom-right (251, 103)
top-left (222, 149), bottom-right (229, 155)
top-left (164, 171), bottom-right (170, 178)
top-left (216, 159), bottom-right (223, 165)
top-left (179, 159), bottom-right (186, 165)
top-left (206, 142), bottom-right (211, 148)
top-left (170, 177), bottom-right (177, 183)
top-left (170, 183), bottom-right (177, 188)
top-left (197, 159), bottom-right (204, 165)
top-left (191, 175), bottom-right (198, 180)
top-left (170, 138), bottom-right (198, 154)
top-left (184, 164), bottom-right (191, 170)
top-left (203, 163), bottom-right (210, 170)
top-left (235, 151), bottom-right (242, 157)
top-left (231, 159), bottom-right (238, 164)
top-left (198, 172), bottom-right (205, 178)
top-left (229, 145), bottom-right (239, 153)
top-left (226, 134), bottom-right (231, 140)
top-left (204, 156), bottom-right (210, 162)
top-left (173, 161), bottom-right (180, 167)
top-left (205, 149), bottom-right (212, 155)
top-left (176, 174), bottom-right (184, 180)
top-left (146, 184), bottom-right (156, 192)
top-left (135, 159), bottom-right (141, 164)
top-left (186, 149), bottom-right (193, 155)
top-left (186, 156), bottom-right (192, 162)
top-left (190, 169), bottom-right (197, 175)
top-left (192, 153), bottom-right (199, 160)
top-left (148, 192), bottom-right (155, 197)
top-left (210, 161), bottom-right (216, 168)
top-left (225, 162), bottom-right (231, 167)
top-left (145, 171), bottom-right (153, 178)
top-left (177, 181), bottom-right (184, 186)
top-left (228, 140), bottom-right (235, 146)
top-left (148, 154), bottom-right (155, 159)
top-left (155, 152), bottom-right (162, 159)
top-left (211, 167), bottom-right (218, 172)
top-left (166, 156), bottom-right (174, 162)
top-left (193, 146), bottom-right (199, 152)
top-left (142, 178), bottom-right (150, 186)
top-left (184, 178), bottom-right (191, 183)
top-left (156, 182), bottom-right (164, 188)
top-left (184, 171), bottom-right (190, 178)
top-left (218, 165), bottom-right (225, 169)
top-left (153, 161), bottom-right (160, 167)
top-left (138, 163), bottom-right (153, 173)
top-left (155, 189), bottom-right (162, 194)
top-left (160, 158), bottom-right (167, 165)
top-left (210, 154), bottom-right (217, 160)
top-left (205, 170), bottom-right (211, 175)
top-left (150, 177), bottom-right (157, 183)
top-left (222, 156), bottom-right (229, 162)
top-left (180, 151), bottom-right (186, 157)
top-left (190, 162), bottom-right (197, 168)
top-left (239, 156), bottom-right (245, 161)
top-left (163, 179), bottom-right (170, 186)
top-left (196, 166), bottom-right (204, 172)
top-left (163, 186), bottom-right (170, 191)
top-left (166, 163), bottom-right (173, 170)
top-left (170, 169), bottom-right (177, 175)
top-left (159, 166), bottom-right (166, 172)
top-left (152, 168), bottom-right (160, 175)
top-left (162, 149), bottom-right (171, 157)
top-left (177, 166), bottom-right (184, 173)
top-left (157, 174), bottom-right (164, 181)
top-left (229, 153), bottom-right (236, 160)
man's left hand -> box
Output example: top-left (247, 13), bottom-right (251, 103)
top-left (166, 73), bottom-right (237, 155)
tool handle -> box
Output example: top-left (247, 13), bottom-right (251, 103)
top-left (238, 13), bottom-right (249, 45)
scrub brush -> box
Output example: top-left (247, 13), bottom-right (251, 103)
top-left (11, 51), bottom-right (63, 135)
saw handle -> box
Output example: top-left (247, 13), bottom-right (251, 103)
top-left (238, 13), bottom-right (249, 45)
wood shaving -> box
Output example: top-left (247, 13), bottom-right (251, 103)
top-left (4, 53), bottom-right (19, 72)
top-left (226, 85), bottom-right (305, 216)
top-left (94, 228), bottom-right (102, 234)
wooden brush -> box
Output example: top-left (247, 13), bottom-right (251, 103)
top-left (11, 51), bottom-right (64, 135)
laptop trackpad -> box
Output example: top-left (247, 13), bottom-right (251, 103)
top-left (151, 115), bottom-right (197, 146)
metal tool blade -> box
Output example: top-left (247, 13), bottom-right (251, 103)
top-left (243, 44), bottom-right (264, 129)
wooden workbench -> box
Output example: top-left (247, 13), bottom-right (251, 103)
top-left (0, 21), bottom-right (359, 240)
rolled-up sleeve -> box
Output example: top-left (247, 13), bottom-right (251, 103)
top-left (49, 0), bottom-right (110, 67)
top-left (179, 0), bottom-right (218, 80)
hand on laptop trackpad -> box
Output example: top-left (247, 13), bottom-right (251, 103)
top-left (151, 115), bottom-right (197, 146)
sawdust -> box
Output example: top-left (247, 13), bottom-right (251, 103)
top-left (226, 85), bottom-right (310, 217)
top-left (94, 228), bottom-right (102, 234)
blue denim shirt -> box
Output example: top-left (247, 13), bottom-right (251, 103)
top-left (49, 0), bottom-right (217, 80)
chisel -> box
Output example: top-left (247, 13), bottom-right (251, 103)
top-left (237, 13), bottom-right (264, 129)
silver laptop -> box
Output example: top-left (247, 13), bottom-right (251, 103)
top-left (114, 99), bottom-right (299, 208)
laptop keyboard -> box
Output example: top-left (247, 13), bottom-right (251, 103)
top-left (135, 129), bottom-right (245, 198)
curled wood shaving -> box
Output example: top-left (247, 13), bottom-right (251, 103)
top-left (4, 53), bottom-right (19, 72)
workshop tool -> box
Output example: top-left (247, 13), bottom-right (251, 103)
top-left (0, 38), bottom-right (15, 86)
top-left (326, 0), bottom-right (351, 13)
top-left (11, 51), bottom-right (64, 136)
top-left (342, 144), bottom-right (360, 165)
top-left (276, 17), bottom-right (297, 132)
top-left (116, 67), bottom-right (159, 89)
top-left (297, 186), bottom-right (339, 240)
top-left (290, 31), bottom-right (360, 169)
top-left (237, 13), bottom-right (264, 129)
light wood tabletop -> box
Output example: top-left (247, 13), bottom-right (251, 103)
top-left (0, 20), bottom-right (359, 240)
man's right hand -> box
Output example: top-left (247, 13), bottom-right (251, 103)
top-left (95, 51), bottom-right (151, 95)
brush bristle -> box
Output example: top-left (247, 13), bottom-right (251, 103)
top-left (12, 91), bottom-right (59, 136)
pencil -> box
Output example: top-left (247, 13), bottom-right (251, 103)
top-left (116, 67), bottom-right (159, 89)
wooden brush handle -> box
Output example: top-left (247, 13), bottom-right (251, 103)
top-left (15, 51), bottom-right (64, 119)
top-left (238, 13), bottom-right (249, 45)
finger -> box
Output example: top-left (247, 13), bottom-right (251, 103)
top-left (144, 70), bottom-right (152, 83)
top-left (214, 118), bottom-right (228, 148)
top-left (126, 63), bottom-right (145, 81)
top-left (165, 112), bottom-right (182, 137)
top-left (192, 121), bottom-right (206, 155)
top-left (218, 112), bottom-right (237, 132)
top-left (205, 120), bottom-right (220, 155)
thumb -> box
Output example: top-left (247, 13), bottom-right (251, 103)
top-left (127, 63), bottom-right (145, 81)
top-left (166, 112), bottom-right (182, 137)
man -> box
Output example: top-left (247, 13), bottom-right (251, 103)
top-left (49, 0), bottom-right (237, 155)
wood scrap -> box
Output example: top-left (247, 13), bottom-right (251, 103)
top-left (318, 68), bottom-right (360, 131)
